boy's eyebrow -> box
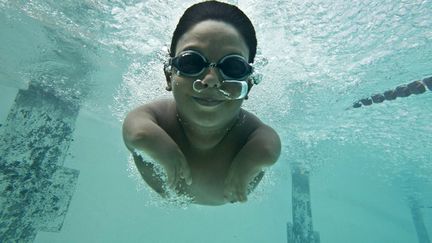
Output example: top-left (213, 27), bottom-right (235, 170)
top-left (177, 48), bottom-right (247, 61)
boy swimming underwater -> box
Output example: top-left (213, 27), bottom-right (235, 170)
top-left (122, 1), bottom-right (281, 205)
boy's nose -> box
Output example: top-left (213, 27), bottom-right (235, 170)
top-left (200, 67), bottom-right (222, 88)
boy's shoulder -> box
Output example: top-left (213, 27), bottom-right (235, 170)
top-left (124, 99), bottom-right (176, 129)
top-left (229, 108), bottom-right (267, 138)
top-left (240, 109), bottom-right (263, 128)
top-left (129, 99), bottom-right (175, 117)
top-left (238, 109), bottom-right (278, 139)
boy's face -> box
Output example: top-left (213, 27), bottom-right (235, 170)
top-left (168, 20), bottom-right (250, 128)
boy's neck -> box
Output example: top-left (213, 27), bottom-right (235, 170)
top-left (176, 111), bottom-right (241, 151)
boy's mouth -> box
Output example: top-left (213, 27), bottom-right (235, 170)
top-left (193, 97), bottom-right (224, 106)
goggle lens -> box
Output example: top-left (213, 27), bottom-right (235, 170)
top-left (218, 57), bottom-right (250, 80)
top-left (174, 52), bottom-right (206, 75)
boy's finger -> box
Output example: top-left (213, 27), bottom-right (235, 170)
top-left (167, 173), bottom-right (174, 189)
top-left (183, 167), bottom-right (192, 185)
top-left (180, 159), bottom-right (192, 185)
top-left (224, 187), bottom-right (235, 202)
top-left (167, 168), bottom-right (177, 189)
top-left (240, 181), bottom-right (249, 202)
top-left (239, 189), bottom-right (247, 202)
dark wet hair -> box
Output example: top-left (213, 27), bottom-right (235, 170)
top-left (170, 1), bottom-right (257, 63)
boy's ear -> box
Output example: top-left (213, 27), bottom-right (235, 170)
top-left (248, 78), bottom-right (255, 92)
top-left (164, 65), bottom-right (172, 91)
top-left (244, 78), bottom-right (254, 100)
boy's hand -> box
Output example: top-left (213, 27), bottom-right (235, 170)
top-left (163, 151), bottom-right (192, 189)
top-left (224, 125), bottom-right (281, 203)
top-left (224, 162), bottom-right (259, 203)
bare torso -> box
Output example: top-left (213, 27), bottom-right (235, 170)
top-left (132, 99), bottom-right (263, 205)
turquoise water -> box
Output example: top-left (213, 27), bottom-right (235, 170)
top-left (0, 0), bottom-right (431, 242)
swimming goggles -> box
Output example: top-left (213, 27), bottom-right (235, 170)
top-left (169, 50), bottom-right (254, 100)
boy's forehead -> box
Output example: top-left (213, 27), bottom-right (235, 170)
top-left (175, 20), bottom-right (249, 59)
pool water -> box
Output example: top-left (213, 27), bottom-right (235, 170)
top-left (0, 0), bottom-right (431, 242)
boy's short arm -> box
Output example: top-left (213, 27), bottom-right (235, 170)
top-left (122, 105), bottom-right (192, 188)
top-left (234, 125), bottom-right (281, 171)
top-left (122, 107), bottom-right (182, 166)
top-left (225, 124), bottom-right (281, 202)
